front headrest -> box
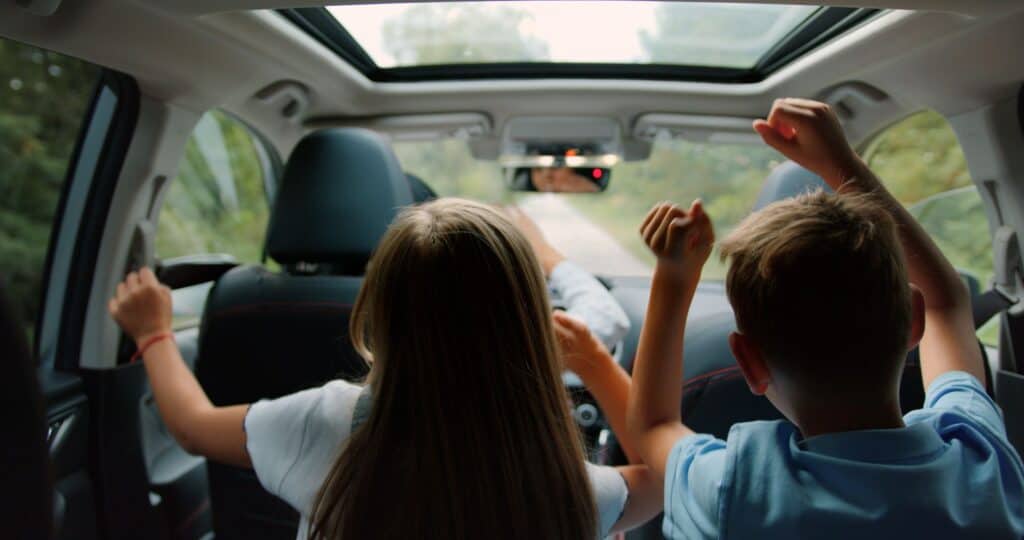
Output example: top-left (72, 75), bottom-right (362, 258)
top-left (406, 172), bottom-right (438, 203)
top-left (266, 128), bottom-right (414, 273)
top-left (752, 160), bottom-right (832, 211)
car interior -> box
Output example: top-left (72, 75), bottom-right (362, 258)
top-left (2, 1), bottom-right (1024, 539)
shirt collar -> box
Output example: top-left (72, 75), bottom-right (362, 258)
top-left (793, 422), bottom-right (945, 463)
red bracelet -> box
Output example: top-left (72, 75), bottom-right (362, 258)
top-left (131, 332), bottom-right (174, 363)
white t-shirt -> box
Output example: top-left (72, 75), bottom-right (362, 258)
top-left (244, 379), bottom-right (629, 539)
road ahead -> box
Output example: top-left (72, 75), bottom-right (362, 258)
top-left (516, 194), bottom-right (651, 276)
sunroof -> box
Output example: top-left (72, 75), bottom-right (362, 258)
top-left (284, 3), bottom-right (877, 83)
top-left (326, 2), bottom-right (818, 69)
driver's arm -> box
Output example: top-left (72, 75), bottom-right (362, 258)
top-left (550, 260), bottom-right (630, 349)
top-left (506, 207), bottom-right (630, 348)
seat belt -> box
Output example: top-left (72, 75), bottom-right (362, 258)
top-left (985, 225), bottom-right (1024, 455)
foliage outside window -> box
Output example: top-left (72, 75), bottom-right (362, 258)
top-left (156, 110), bottom-right (271, 328)
top-left (0, 39), bottom-right (99, 342)
top-left (155, 110), bottom-right (270, 264)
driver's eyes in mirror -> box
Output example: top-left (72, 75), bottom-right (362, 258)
top-left (507, 167), bottom-right (610, 193)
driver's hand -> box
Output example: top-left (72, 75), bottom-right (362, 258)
top-left (506, 206), bottom-right (566, 275)
top-left (553, 310), bottom-right (612, 377)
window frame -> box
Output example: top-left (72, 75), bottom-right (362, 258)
top-left (33, 69), bottom-right (141, 369)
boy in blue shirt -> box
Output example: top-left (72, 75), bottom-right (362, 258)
top-left (627, 97), bottom-right (1024, 539)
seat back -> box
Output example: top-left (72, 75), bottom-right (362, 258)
top-left (195, 128), bottom-right (414, 539)
top-left (677, 312), bottom-right (933, 439)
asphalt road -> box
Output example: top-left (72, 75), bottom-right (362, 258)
top-left (516, 194), bottom-right (651, 276)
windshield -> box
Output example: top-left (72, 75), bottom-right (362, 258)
top-left (328, 2), bottom-right (819, 69)
top-left (392, 138), bottom-right (782, 278)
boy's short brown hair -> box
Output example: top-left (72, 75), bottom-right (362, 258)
top-left (719, 190), bottom-right (911, 394)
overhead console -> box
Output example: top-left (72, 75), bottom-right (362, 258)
top-left (499, 116), bottom-right (623, 168)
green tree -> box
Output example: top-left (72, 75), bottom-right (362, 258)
top-left (640, 4), bottom-right (812, 67)
top-left (155, 110), bottom-right (270, 265)
top-left (0, 40), bottom-right (98, 338)
top-left (865, 111), bottom-right (973, 203)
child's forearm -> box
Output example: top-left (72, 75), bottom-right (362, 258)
top-left (141, 339), bottom-right (213, 445)
top-left (575, 351), bottom-right (640, 463)
top-left (140, 339), bottom-right (251, 467)
top-left (844, 159), bottom-right (970, 311)
top-left (843, 159), bottom-right (982, 385)
top-left (627, 264), bottom-right (697, 475)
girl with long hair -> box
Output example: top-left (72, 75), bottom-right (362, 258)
top-left (110, 198), bottom-right (660, 539)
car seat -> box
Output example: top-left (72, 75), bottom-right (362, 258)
top-left (194, 128), bottom-right (414, 540)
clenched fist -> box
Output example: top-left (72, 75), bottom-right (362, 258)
top-left (753, 97), bottom-right (867, 190)
top-left (108, 267), bottom-right (173, 347)
top-left (640, 199), bottom-right (715, 282)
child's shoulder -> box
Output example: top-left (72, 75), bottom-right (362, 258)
top-left (905, 370), bottom-right (1010, 447)
top-left (669, 420), bottom-right (794, 468)
top-left (248, 379), bottom-right (364, 439)
top-left (303, 379), bottom-right (365, 428)
top-left (725, 419), bottom-right (798, 448)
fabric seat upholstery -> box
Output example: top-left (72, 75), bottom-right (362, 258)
top-left (195, 128), bottom-right (414, 540)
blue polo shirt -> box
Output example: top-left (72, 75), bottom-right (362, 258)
top-left (664, 371), bottom-right (1024, 539)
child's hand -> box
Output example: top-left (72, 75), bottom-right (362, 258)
top-left (553, 310), bottom-right (612, 377)
top-left (640, 200), bottom-right (714, 281)
top-left (753, 98), bottom-right (866, 189)
top-left (108, 267), bottom-right (173, 346)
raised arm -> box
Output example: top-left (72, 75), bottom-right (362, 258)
top-left (552, 311), bottom-right (662, 533)
top-left (626, 200), bottom-right (714, 478)
top-left (109, 268), bottom-right (251, 467)
top-left (753, 97), bottom-right (983, 387)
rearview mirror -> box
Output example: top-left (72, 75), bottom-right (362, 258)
top-left (505, 167), bottom-right (610, 193)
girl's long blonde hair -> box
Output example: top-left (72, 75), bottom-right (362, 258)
top-left (309, 198), bottom-right (597, 540)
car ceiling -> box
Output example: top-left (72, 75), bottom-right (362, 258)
top-left (2, 0), bottom-right (1024, 156)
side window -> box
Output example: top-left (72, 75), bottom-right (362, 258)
top-left (156, 110), bottom-right (271, 263)
top-left (864, 110), bottom-right (997, 344)
top-left (155, 110), bottom-right (273, 327)
top-left (0, 39), bottom-right (100, 343)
